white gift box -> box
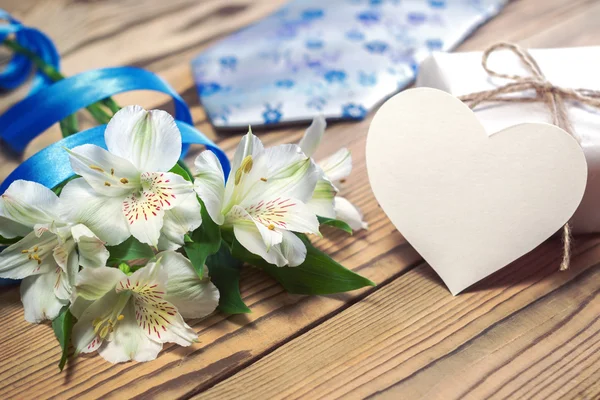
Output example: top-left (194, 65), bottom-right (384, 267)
top-left (417, 47), bottom-right (600, 234)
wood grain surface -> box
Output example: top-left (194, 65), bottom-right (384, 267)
top-left (0, 0), bottom-right (599, 399)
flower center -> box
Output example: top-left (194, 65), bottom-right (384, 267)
top-left (91, 292), bottom-right (131, 339)
top-left (92, 314), bottom-right (125, 339)
top-left (20, 234), bottom-right (58, 270)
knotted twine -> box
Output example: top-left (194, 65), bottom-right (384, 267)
top-left (457, 42), bottom-right (600, 270)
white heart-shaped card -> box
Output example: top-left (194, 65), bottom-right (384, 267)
top-left (366, 88), bottom-right (588, 295)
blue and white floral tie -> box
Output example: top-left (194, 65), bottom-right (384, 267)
top-left (192, 0), bottom-right (507, 128)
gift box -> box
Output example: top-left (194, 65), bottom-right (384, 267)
top-left (416, 46), bottom-right (600, 234)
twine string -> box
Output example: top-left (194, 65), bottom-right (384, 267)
top-left (458, 42), bottom-right (600, 270)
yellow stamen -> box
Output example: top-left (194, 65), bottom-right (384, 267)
top-left (99, 325), bottom-right (109, 339)
top-left (21, 250), bottom-right (29, 254)
top-left (28, 255), bottom-right (33, 260)
top-left (32, 254), bottom-right (41, 261)
top-left (111, 168), bottom-right (115, 176)
top-left (241, 155), bottom-right (253, 173)
top-left (104, 182), bottom-right (111, 187)
top-left (36, 259), bottom-right (42, 265)
top-left (117, 314), bottom-right (125, 321)
top-left (89, 165), bottom-right (105, 173)
top-left (260, 177), bottom-right (267, 182)
top-left (33, 246), bottom-right (38, 252)
top-left (120, 178), bottom-right (129, 184)
top-left (234, 168), bottom-right (243, 186)
top-left (268, 224), bottom-right (275, 230)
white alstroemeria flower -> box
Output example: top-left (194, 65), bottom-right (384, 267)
top-left (194, 130), bottom-right (320, 267)
top-left (298, 116), bottom-right (368, 231)
top-left (0, 180), bottom-right (109, 323)
top-left (62, 105), bottom-right (201, 249)
top-left (70, 251), bottom-right (219, 364)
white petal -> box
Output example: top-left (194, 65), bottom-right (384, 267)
top-left (0, 231), bottom-right (59, 279)
top-left (60, 179), bottom-right (131, 246)
top-left (54, 249), bottom-right (78, 301)
top-left (234, 222), bottom-right (287, 267)
top-left (104, 105), bottom-right (182, 172)
top-left (0, 215), bottom-right (30, 239)
top-left (71, 289), bottom-right (123, 355)
top-left (71, 224), bottom-right (110, 268)
top-left (97, 301), bottom-right (163, 363)
top-left (120, 260), bottom-right (166, 295)
top-left (122, 191), bottom-right (166, 247)
top-left (160, 251), bottom-right (220, 319)
top-left (228, 129), bottom-right (264, 182)
top-left (334, 197), bottom-right (368, 231)
top-left (67, 144), bottom-right (141, 197)
top-left (73, 265), bottom-right (125, 301)
top-left (134, 297), bottom-right (197, 346)
top-left (280, 231), bottom-right (307, 267)
top-left (70, 297), bottom-right (93, 320)
top-left (20, 272), bottom-right (67, 323)
top-left (240, 197), bottom-right (320, 236)
top-left (194, 151), bottom-right (226, 225)
top-left (320, 148), bottom-right (352, 183)
top-left (227, 205), bottom-right (282, 250)
top-left (246, 145), bottom-right (320, 204)
top-left (52, 238), bottom-right (76, 271)
top-left (125, 172), bottom-right (194, 247)
top-left (0, 180), bottom-right (61, 229)
top-left (158, 195), bottom-right (202, 251)
top-left (306, 178), bottom-right (337, 219)
top-left (125, 262), bottom-right (197, 346)
top-left (298, 115), bottom-right (326, 157)
top-left (141, 172), bottom-right (194, 211)
top-left (222, 130), bottom-right (265, 208)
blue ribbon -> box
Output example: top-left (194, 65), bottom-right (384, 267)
top-left (1, 67), bottom-right (198, 153)
top-left (0, 10), bottom-right (60, 93)
top-left (0, 65), bottom-right (230, 190)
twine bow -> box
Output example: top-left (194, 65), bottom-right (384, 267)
top-left (458, 42), bottom-right (600, 270)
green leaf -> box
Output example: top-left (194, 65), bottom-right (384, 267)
top-left (318, 216), bottom-right (353, 234)
top-left (184, 198), bottom-right (222, 278)
top-left (0, 234), bottom-right (21, 245)
top-left (232, 234), bottom-right (375, 295)
top-left (170, 161), bottom-right (193, 182)
top-left (52, 307), bottom-right (75, 371)
top-left (206, 242), bottom-right (251, 314)
top-left (106, 237), bottom-right (155, 265)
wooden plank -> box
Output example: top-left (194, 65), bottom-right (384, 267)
top-left (0, 0), bottom-right (598, 398)
top-left (195, 237), bottom-right (600, 400)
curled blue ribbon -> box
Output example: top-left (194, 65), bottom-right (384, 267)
top-left (0, 65), bottom-right (230, 190)
top-left (0, 10), bottom-right (60, 93)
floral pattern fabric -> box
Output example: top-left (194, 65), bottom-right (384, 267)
top-left (192, 0), bottom-right (507, 128)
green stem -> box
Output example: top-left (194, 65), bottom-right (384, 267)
top-left (2, 38), bottom-right (121, 134)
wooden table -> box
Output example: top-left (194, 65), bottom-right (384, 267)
top-left (1, 0), bottom-right (599, 398)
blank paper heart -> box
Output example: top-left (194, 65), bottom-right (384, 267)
top-left (366, 88), bottom-right (588, 295)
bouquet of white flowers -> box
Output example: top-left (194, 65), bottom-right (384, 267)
top-left (0, 106), bottom-right (371, 367)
